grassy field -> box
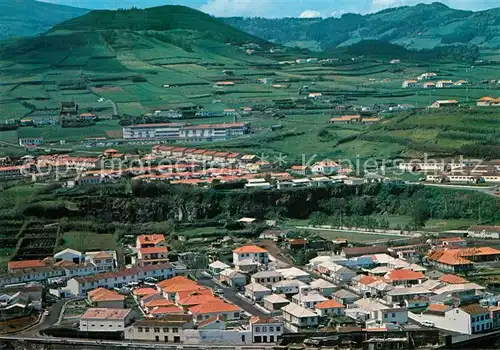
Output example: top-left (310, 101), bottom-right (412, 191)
top-left (59, 231), bottom-right (117, 252)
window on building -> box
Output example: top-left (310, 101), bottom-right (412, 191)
top-left (392, 313), bottom-right (396, 318)
top-left (154, 327), bottom-right (160, 333)
top-left (262, 326), bottom-right (268, 332)
top-left (384, 313), bottom-right (388, 318)
top-left (255, 326), bottom-right (261, 333)
top-left (163, 328), bottom-right (169, 332)
top-left (172, 328), bottom-right (178, 333)
top-left (270, 335), bottom-right (274, 342)
top-left (145, 327), bottom-right (150, 333)
top-left (269, 326), bottom-right (274, 332)
top-left (276, 326), bottom-right (281, 332)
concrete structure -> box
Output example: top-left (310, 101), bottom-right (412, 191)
top-left (272, 279), bottom-right (307, 296)
top-left (282, 303), bottom-right (319, 332)
top-left (292, 290), bottom-right (327, 309)
top-left (85, 251), bottom-right (115, 272)
top-left (183, 316), bottom-right (251, 345)
top-left (208, 261), bottom-right (230, 276)
top-left (263, 294), bottom-right (290, 312)
top-left (54, 248), bottom-right (83, 264)
top-left (124, 315), bottom-right (193, 343)
top-left (250, 316), bottom-right (283, 344)
top-left (250, 271), bottom-right (284, 287)
top-left (244, 282), bottom-right (272, 301)
top-left (219, 268), bottom-right (246, 288)
top-left (79, 308), bottom-right (135, 332)
top-left (315, 299), bottom-right (345, 317)
top-left (123, 123), bottom-right (249, 141)
top-left (88, 288), bottom-right (125, 309)
top-left (233, 245), bottom-right (269, 268)
top-left (309, 278), bottom-right (337, 297)
top-left (275, 267), bottom-right (311, 283)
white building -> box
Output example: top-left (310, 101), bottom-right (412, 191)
top-left (250, 316), bottom-right (283, 343)
top-left (309, 278), bottom-right (337, 297)
top-left (272, 279), bottom-right (307, 296)
top-left (251, 271), bottom-right (284, 287)
top-left (79, 308), bottom-right (135, 332)
top-left (123, 123), bottom-right (249, 141)
top-left (233, 245), bottom-right (269, 267)
top-left (64, 264), bottom-right (175, 297)
top-left (54, 248), bottom-right (83, 264)
top-left (124, 315), bottom-right (193, 343)
top-left (85, 251), bottom-right (116, 272)
top-left (263, 294), bottom-right (290, 312)
top-left (415, 304), bottom-right (492, 334)
top-left (208, 261), bottom-right (230, 276)
top-left (292, 290), bottom-right (327, 309)
top-left (315, 299), bottom-right (345, 317)
top-left (402, 80), bottom-right (417, 88)
top-left (276, 267), bottom-right (311, 283)
top-left (282, 303), bottom-right (319, 332)
top-left (183, 315), bottom-right (251, 345)
top-left (219, 268), bottom-right (246, 288)
top-left (311, 161), bottom-right (340, 175)
top-left (19, 137), bottom-right (44, 147)
top-left (245, 282), bottom-right (272, 301)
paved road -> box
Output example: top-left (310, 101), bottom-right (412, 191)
top-left (21, 300), bottom-right (66, 337)
top-left (197, 277), bottom-right (266, 318)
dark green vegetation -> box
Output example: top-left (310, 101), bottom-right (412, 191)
top-left (224, 3), bottom-right (500, 51)
top-left (0, 0), bottom-right (89, 40)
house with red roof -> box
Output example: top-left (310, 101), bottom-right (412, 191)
top-left (8, 260), bottom-right (47, 272)
top-left (188, 301), bottom-right (242, 322)
top-left (427, 247), bottom-right (500, 273)
top-left (315, 300), bottom-right (345, 317)
top-left (88, 288), bottom-right (125, 309)
top-left (149, 305), bottom-right (185, 317)
top-left (136, 234), bottom-right (169, 267)
top-left (233, 245), bottom-right (269, 268)
top-left (384, 269), bottom-right (426, 286)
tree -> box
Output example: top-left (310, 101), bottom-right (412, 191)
top-left (408, 201), bottom-right (430, 229)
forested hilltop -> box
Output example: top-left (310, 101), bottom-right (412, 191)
top-left (223, 3), bottom-right (500, 50)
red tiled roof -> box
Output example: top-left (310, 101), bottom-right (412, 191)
top-left (198, 315), bottom-right (224, 328)
top-left (250, 316), bottom-right (281, 324)
top-left (233, 245), bottom-right (268, 254)
top-left (8, 260), bottom-right (46, 270)
top-left (359, 275), bottom-right (379, 285)
top-left (144, 299), bottom-right (175, 308)
top-left (150, 305), bottom-right (185, 315)
top-left (139, 247), bottom-right (169, 255)
top-left (137, 234), bottom-right (166, 245)
top-left (385, 269), bottom-right (425, 281)
top-left (178, 294), bottom-right (221, 307)
top-left (157, 276), bottom-right (197, 289)
top-left (289, 238), bottom-right (307, 245)
top-left (315, 300), bottom-right (345, 309)
top-left (133, 288), bottom-right (158, 297)
top-left (81, 308), bottom-right (131, 320)
top-left (188, 301), bottom-right (240, 315)
top-left (88, 288), bottom-right (125, 302)
top-left (426, 304), bottom-right (451, 313)
top-left (439, 274), bottom-right (469, 284)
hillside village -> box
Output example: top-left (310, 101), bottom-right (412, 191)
top-left (2, 228), bottom-right (500, 348)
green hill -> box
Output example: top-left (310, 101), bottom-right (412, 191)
top-left (223, 2), bottom-right (500, 50)
top-left (53, 5), bottom-right (267, 45)
top-left (0, 0), bottom-right (89, 40)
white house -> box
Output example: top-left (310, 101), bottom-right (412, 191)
top-left (250, 316), bottom-right (283, 343)
top-left (402, 80), bottom-right (417, 88)
top-left (233, 245), bottom-right (269, 267)
top-left (311, 161), bottom-right (340, 175)
top-left (208, 261), bottom-right (230, 276)
top-left (183, 315), bottom-right (251, 345)
top-left (245, 282), bottom-right (272, 301)
top-left (276, 267), bottom-right (311, 283)
top-left (292, 290), bottom-right (327, 309)
top-left (263, 294), bottom-right (290, 312)
top-left (272, 279), bottom-right (307, 296)
top-left (79, 308), bottom-right (135, 332)
top-left (251, 271), bottom-right (284, 287)
top-left (219, 268), bottom-right (247, 288)
top-left (85, 251), bottom-right (116, 272)
top-left (64, 264), bottom-right (175, 297)
top-left (54, 248), bottom-right (83, 264)
top-left (282, 303), bottom-right (319, 332)
top-left (309, 278), bottom-right (337, 297)
top-left (124, 315), bottom-right (193, 343)
top-left (315, 299), bottom-right (345, 317)
top-left (87, 288), bottom-right (125, 309)
top-left (416, 304), bottom-right (492, 334)
top-left (188, 301), bottom-right (241, 322)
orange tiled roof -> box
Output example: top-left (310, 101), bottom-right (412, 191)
top-left (233, 245), bottom-right (268, 254)
top-left (150, 305), bottom-right (185, 315)
top-left (8, 260), bottom-right (46, 270)
top-left (144, 299), bottom-right (175, 308)
top-left (385, 269), bottom-right (425, 281)
top-left (178, 294), bottom-right (221, 307)
top-left (137, 234), bottom-right (166, 245)
top-left (139, 247), bottom-right (169, 255)
top-left (439, 274), bottom-right (469, 284)
top-left (157, 276), bottom-right (197, 288)
top-left (250, 316), bottom-right (281, 324)
top-left (133, 287), bottom-right (158, 297)
top-left (426, 304), bottom-right (451, 313)
top-left (427, 247), bottom-right (500, 266)
top-left (176, 289), bottom-right (213, 301)
top-left (198, 315), bottom-right (224, 328)
top-left (188, 301), bottom-right (240, 315)
top-left (315, 300), bottom-right (345, 309)
top-left (88, 288), bottom-right (125, 302)
top-left (359, 275), bottom-right (379, 285)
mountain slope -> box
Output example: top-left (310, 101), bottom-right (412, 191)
top-left (53, 5), bottom-right (267, 45)
top-left (223, 3), bottom-right (500, 50)
top-left (0, 0), bottom-right (89, 40)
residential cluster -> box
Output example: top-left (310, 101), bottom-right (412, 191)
top-left (398, 158), bottom-right (500, 184)
top-left (402, 73), bottom-right (468, 89)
